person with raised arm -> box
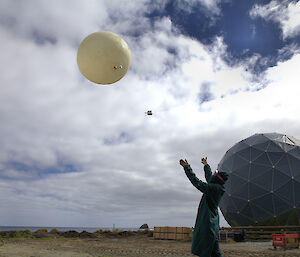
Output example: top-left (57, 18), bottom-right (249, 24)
top-left (179, 157), bottom-right (229, 257)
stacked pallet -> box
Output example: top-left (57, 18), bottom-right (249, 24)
top-left (153, 226), bottom-right (192, 240)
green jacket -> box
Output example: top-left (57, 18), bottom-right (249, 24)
top-left (184, 164), bottom-right (225, 257)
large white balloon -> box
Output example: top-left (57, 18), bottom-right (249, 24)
top-left (77, 31), bottom-right (131, 85)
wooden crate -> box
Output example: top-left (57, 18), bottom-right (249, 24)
top-left (167, 227), bottom-right (177, 233)
top-left (153, 231), bottom-right (160, 239)
top-left (153, 233), bottom-right (164, 239)
top-left (159, 233), bottom-right (165, 239)
top-left (183, 227), bottom-right (192, 234)
top-left (161, 227), bottom-right (168, 233)
top-left (176, 227), bottom-right (183, 233)
top-left (154, 226), bottom-right (160, 232)
top-left (175, 233), bottom-right (184, 240)
top-left (153, 226), bottom-right (191, 240)
top-left (167, 233), bottom-right (176, 240)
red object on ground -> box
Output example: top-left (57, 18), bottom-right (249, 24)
top-left (272, 232), bottom-right (299, 250)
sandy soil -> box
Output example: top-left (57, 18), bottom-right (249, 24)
top-left (0, 235), bottom-right (300, 257)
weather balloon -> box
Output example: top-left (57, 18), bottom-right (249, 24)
top-left (77, 31), bottom-right (131, 85)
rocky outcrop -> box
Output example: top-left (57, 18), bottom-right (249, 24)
top-left (61, 230), bottom-right (79, 238)
top-left (139, 224), bottom-right (149, 229)
top-left (79, 231), bottom-right (98, 238)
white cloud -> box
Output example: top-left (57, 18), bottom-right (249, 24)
top-left (283, 1), bottom-right (300, 38)
top-left (0, 0), bottom-right (109, 44)
top-left (250, 0), bottom-right (300, 39)
top-left (173, 0), bottom-right (221, 15)
top-left (0, 0), bottom-right (300, 229)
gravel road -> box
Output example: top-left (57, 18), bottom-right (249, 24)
top-left (0, 235), bottom-right (299, 257)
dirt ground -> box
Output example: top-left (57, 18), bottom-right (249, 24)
top-left (0, 235), bottom-right (300, 257)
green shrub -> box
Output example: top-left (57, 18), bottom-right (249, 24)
top-left (5, 230), bottom-right (33, 238)
top-left (21, 229), bottom-right (33, 238)
top-left (35, 228), bottom-right (48, 233)
top-left (95, 229), bottom-right (103, 233)
top-left (50, 228), bottom-right (59, 234)
top-left (8, 231), bottom-right (17, 238)
top-left (0, 241), bottom-right (4, 247)
top-left (112, 229), bottom-right (122, 233)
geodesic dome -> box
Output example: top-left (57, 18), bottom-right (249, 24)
top-left (218, 133), bottom-right (300, 226)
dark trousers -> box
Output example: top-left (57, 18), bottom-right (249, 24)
top-left (211, 237), bottom-right (223, 257)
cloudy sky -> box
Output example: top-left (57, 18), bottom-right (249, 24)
top-left (0, 0), bottom-right (299, 229)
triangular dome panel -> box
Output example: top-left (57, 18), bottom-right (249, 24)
top-left (253, 152), bottom-right (273, 167)
top-left (235, 182), bottom-right (249, 200)
top-left (250, 147), bottom-right (264, 161)
top-left (249, 163), bottom-right (271, 179)
top-left (226, 141), bottom-right (249, 156)
top-left (244, 134), bottom-right (269, 146)
top-left (273, 195), bottom-right (293, 215)
top-left (264, 133), bottom-right (282, 141)
top-left (293, 181), bottom-right (300, 206)
top-left (230, 174), bottom-right (248, 197)
top-left (240, 203), bottom-right (254, 219)
top-left (232, 154), bottom-right (250, 170)
top-left (288, 147), bottom-right (300, 159)
top-left (220, 194), bottom-right (238, 212)
top-left (277, 142), bottom-right (296, 152)
top-left (237, 147), bottom-right (251, 161)
top-left (249, 182), bottom-right (269, 199)
top-left (235, 165), bottom-right (250, 179)
top-left (267, 141), bottom-right (284, 152)
top-left (274, 181), bottom-right (294, 203)
top-left (284, 136), bottom-right (300, 145)
top-left (252, 170), bottom-right (273, 191)
top-left (224, 176), bottom-right (232, 193)
top-left (230, 196), bottom-right (248, 211)
top-left (219, 154), bottom-right (235, 171)
top-left (267, 152), bottom-right (285, 166)
top-left (234, 141), bottom-right (251, 152)
top-left (275, 155), bottom-right (292, 177)
top-left (294, 174), bottom-right (300, 184)
top-left (252, 141), bottom-right (270, 151)
top-left (225, 211), bottom-right (254, 226)
top-left (250, 202), bottom-right (273, 220)
top-left (273, 169), bottom-right (292, 190)
top-left (252, 193), bottom-right (274, 215)
top-left (287, 155), bottom-right (300, 177)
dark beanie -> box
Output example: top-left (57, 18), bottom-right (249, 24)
top-left (219, 171), bottom-right (229, 181)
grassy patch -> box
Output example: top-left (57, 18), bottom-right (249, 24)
top-left (0, 230), bottom-right (33, 239)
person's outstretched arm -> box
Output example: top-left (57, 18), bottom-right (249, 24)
top-left (179, 159), bottom-right (209, 194)
top-left (202, 157), bottom-right (212, 182)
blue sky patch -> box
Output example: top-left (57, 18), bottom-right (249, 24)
top-left (0, 161), bottom-right (80, 180)
top-left (43, 164), bottom-right (79, 175)
top-left (147, 0), bottom-right (300, 74)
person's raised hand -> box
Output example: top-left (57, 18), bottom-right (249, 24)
top-left (179, 159), bottom-right (189, 167)
top-left (201, 157), bottom-right (208, 165)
